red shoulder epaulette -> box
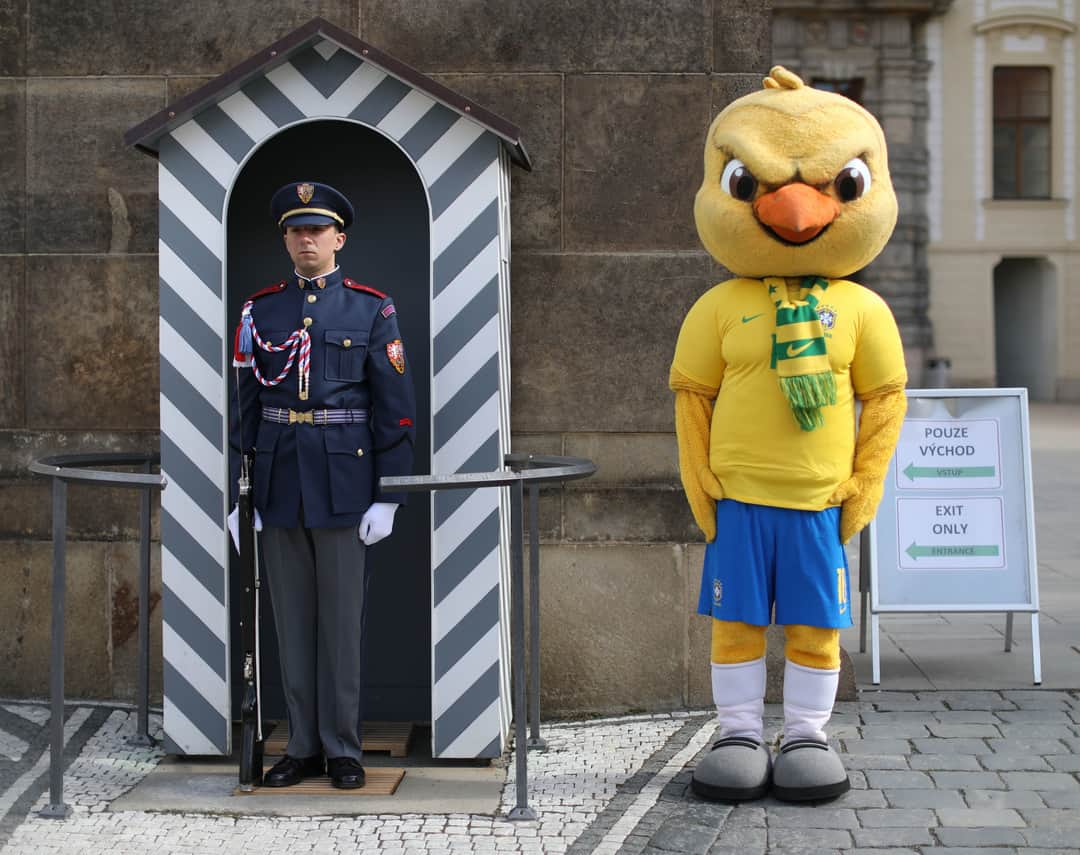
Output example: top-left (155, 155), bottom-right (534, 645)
top-left (246, 281), bottom-right (287, 301)
top-left (343, 279), bottom-right (387, 299)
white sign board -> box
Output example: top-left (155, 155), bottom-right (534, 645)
top-left (866, 388), bottom-right (1041, 684)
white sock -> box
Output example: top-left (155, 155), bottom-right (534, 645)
top-left (711, 656), bottom-right (766, 742)
top-left (782, 659), bottom-right (840, 744)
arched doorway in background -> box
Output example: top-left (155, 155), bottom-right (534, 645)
top-left (993, 256), bottom-right (1058, 401)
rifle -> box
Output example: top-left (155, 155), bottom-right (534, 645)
top-left (237, 452), bottom-right (264, 790)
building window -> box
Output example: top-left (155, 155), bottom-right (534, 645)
top-left (812, 78), bottom-right (864, 105)
top-left (993, 66), bottom-right (1051, 198)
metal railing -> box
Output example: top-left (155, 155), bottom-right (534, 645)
top-left (382, 452), bottom-right (597, 821)
top-left (28, 453), bottom-right (166, 818)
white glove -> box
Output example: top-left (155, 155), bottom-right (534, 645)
top-left (359, 502), bottom-right (398, 546)
top-left (227, 505), bottom-right (263, 552)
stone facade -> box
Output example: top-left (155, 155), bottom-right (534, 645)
top-left (772, 0), bottom-right (955, 382)
top-left (1, 0), bottom-right (901, 716)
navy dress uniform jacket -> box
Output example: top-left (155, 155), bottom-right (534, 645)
top-left (230, 267), bottom-right (416, 529)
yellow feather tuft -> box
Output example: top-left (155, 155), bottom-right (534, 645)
top-left (764, 65), bottom-right (805, 91)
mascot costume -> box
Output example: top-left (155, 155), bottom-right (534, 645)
top-left (670, 67), bottom-right (908, 802)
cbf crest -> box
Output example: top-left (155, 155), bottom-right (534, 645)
top-left (816, 304), bottom-right (837, 331)
top-left (712, 578), bottom-right (723, 607)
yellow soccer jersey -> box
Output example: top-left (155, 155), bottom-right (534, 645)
top-left (671, 277), bottom-right (907, 510)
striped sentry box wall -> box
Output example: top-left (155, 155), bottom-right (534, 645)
top-left (129, 19), bottom-right (529, 758)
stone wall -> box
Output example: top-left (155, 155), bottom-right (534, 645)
top-left (4, 1), bottom-right (937, 716)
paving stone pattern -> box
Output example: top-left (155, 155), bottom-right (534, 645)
top-left (0, 692), bottom-right (1078, 853)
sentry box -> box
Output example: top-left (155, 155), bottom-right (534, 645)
top-left (126, 17), bottom-right (531, 759)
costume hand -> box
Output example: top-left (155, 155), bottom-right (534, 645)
top-left (227, 505), bottom-right (263, 552)
top-left (359, 502), bottom-right (398, 546)
top-left (829, 473), bottom-right (883, 545)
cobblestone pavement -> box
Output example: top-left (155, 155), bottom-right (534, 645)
top-left (2, 691), bottom-right (1079, 853)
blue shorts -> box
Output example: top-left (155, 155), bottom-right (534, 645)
top-left (698, 499), bottom-right (852, 629)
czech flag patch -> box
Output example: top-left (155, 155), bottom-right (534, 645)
top-left (387, 339), bottom-right (406, 374)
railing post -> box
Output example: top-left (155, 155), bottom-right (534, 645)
top-left (134, 460), bottom-right (154, 746)
top-left (506, 476), bottom-right (536, 821)
top-left (527, 482), bottom-right (546, 750)
top-left (40, 477), bottom-right (70, 819)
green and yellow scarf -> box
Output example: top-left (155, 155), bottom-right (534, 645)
top-left (767, 276), bottom-right (835, 431)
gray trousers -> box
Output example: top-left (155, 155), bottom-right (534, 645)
top-left (260, 524), bottom-right (370, 760)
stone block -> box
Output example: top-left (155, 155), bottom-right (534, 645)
top-left (767, 828), bottom-right (851, 850)
top-left (864, 770), bottom-right (934, 790)
top-left (537, 543), bottom-right (686, 715)
top-left (166, 76), bottom-right (216, 103)
top-left (25, 257), bottom-right (160, 429)
top-left (0, 81), bottom-right (25, 253)
top-left (430, 74), bottom-right (561, 251)
top-left (935, 828), bottom-right (1025, 847)
top-left (0, 479), bottom-right (162, 542)
top-left (713, 0), bottom-right (772, 74)
top-left (563, 433), bottom-right (679, 486)
top-left (28, 0), bottom-right (358, 75)
top-left (27, 79), bottom-right (163, 253)
top-left (0, 540), bottom-right (111, 697)
top-left (686, 544), bottom-right (711, 707)
top-left (563, 486), bottom-right (699, 543)
top-left (362, 0), bottom-right (709, 73)
top-left (564, 74), bottom-right (710, 250)
top-left (111, 544), bottom-right (163, 704)
top-left (711, 74), bottom-right (762, 116)
top-left (510, 251), bottom-right (711, 432)
top-left (0, 0), bottom-right (25, 76)
top-left (851, 828), bottom-right (933, 848)
top-left (0, 257), bottom-right (24, 426)
top-left (936, 807), bottom-right (1024, 827)
top-left (0, 430), bottom-right (160, 480)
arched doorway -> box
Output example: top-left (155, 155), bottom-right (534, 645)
top-left (225, 119), bottom-right (432, 721)
top-left (993, 257), bottom-right (1058, 400)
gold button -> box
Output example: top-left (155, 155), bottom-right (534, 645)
top-left (356, 448), bottom-right (364, 457)
top-left (307, 294), bottom-right (317, 303)
top-left (303, 317), bottom-right (313, 327)
top-left (343, 338), bottom-right (352, 348)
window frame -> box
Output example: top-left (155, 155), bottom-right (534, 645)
top-left (992, 65), bottom-right (1052, 200)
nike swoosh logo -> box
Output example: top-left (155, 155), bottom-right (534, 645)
top-left (741, 313), bottom-right (764, 323)
top-left (786, 341), bottom-right (815, 357)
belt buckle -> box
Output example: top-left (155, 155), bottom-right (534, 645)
top-left (288, 409), bottom-right (314, 425)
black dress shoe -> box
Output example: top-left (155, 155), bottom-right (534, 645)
top-left (263, 754), bottom-right (324, 787)
top-left (327, 756), bottom-right (366, 789)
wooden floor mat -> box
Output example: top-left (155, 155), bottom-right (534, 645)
top-left (234, 767), bottom-right (405, 796)
top-left (263, 721), bottom-right (415, 758)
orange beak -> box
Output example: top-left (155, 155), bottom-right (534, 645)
top-left (753, 183), bottom-right (840, 244)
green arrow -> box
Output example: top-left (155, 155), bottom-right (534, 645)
top-left (906, 542), bottom-right (1000, 560)
top-left (903, 463), bottom-right (996, 481)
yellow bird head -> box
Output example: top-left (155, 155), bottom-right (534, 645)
top-left (694, 66), bottom-right (898, 279)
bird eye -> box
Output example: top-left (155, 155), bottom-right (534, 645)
top-left (720, 158), bottom-right (758, 202)
top-left (834, 158), bottom-right (871, 202)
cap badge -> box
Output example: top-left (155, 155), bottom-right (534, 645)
top-left (297, 183), bottom-right (315, 204)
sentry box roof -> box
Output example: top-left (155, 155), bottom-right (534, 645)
top-left (125, 16), bottom-right (532, 171)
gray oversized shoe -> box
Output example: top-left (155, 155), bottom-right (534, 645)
top-left (690, 735), bottom-right (772, 802)
top-left (771, 738), bottom-right (850, 802)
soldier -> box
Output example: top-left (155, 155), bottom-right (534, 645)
top-left (228, 181), bottom-right (416, 789)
